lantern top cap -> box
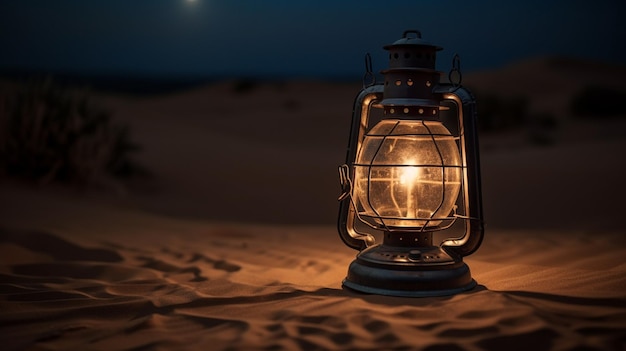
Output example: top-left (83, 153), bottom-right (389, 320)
top-left (384, 30), bottom-right (442, 51)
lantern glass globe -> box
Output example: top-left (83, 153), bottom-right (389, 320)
top-left (354, 119), bottom-right (461, 229)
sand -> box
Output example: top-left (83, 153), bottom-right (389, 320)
top-left (1, 192), bottom-right (624, 351)
top-left (1, 59), bottom-right (626, 350)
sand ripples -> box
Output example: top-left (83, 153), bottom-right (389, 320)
top-left (1, 227), bottom-right (625, 350)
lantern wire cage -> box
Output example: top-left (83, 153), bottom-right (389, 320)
top-left (338, 100), bottom-right (477, 247)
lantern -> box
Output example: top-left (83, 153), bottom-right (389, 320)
top-left (337, 30), bottom-right (484, 297)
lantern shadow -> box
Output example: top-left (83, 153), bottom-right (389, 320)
top-left (496, 290), bottom-right (625, 308)
top-left (337, 284), bottom-right (489, 307)
top-left (334, 285), bottom-right (624, 309)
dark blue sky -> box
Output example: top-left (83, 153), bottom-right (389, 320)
top-left (1, 0), bottom-right (625, 78)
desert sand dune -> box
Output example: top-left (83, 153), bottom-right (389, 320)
top-left (1, 57), bottom-right (626, 350)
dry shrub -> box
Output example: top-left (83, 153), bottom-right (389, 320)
top-left (570, 85), bottom-right (626, 118)
top-left (0, 79), bottom-right (141, 185)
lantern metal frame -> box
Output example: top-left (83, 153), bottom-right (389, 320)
top-left (337, 30), bottom-right (484, 297)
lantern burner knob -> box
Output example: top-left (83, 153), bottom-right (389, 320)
top-left (408, 249), bottom-right (422, 261)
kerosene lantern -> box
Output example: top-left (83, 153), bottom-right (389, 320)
top-left (337, 30), bottom-right (484, 297)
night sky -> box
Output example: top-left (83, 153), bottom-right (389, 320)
top-left (1, 0), bottom-right (625, 78)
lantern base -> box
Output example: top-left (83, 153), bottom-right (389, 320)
top-left (343, 244), bottom-right (476, 297)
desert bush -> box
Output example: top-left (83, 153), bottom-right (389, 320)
top-left (570, 86), bottom-right (626, 118)
top-left (0, 79), bottom-right (140, 184)
top-left (476, 94), bottom-right (529, 132)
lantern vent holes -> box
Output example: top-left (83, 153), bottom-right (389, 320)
top-left (387, 234), bottom-right (425, 243)
top-left (371, 250), bottom-right (448, 263)
top-left (385, 77), bottom-right (436, 89)
top-left (383, 106), bottom-right (439, 117)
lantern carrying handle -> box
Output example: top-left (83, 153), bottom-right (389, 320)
top-left (362, 53), bottom-right (376, 88)
top-left (448, 54), bottom-right (463, 88)
top-left (402, 30), bottom-right (421, 39)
